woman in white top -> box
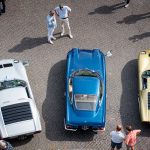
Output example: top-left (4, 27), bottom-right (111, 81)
top-left (47, 10), bottom-right (57, 44)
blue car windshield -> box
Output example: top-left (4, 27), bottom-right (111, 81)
top-left (0, 80), bottom-right (27, 90)
top-left (73, 70), bottom-right (100, 78)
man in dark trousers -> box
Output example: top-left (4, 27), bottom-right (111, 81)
top-left (0, 0), bottom-right (6, 15)
top-left (124, 0), bottom-right (130, 8)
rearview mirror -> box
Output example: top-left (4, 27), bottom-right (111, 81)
top-left (105, 50), bottom-right (112, 57)
top-left (64, 92), bottom-right (66, 97)
top-left (22, 60), bottom-right (29, 66)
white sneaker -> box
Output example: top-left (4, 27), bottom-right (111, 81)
top-left (69, 34), bottom-right (73, 39)
top-left (61, 32), bottom-right (64, 36)
top-left (125, 4), bottom-right (129, 8)
top-left (52, 37), bottom-right (56, 40)
top-left (49, 40), bottom-right (54, 44)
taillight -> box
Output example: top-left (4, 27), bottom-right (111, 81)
top-left (66, 125), bottom-right (73, 129)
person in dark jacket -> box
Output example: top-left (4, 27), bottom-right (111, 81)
top-left (0, 0), bottom-right (6, 15)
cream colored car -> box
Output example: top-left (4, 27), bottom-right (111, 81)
top-left (138, 49), bottom-right (150, 122)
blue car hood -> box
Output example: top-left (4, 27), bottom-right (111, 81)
top-left (67, 49), bottom-right (105, 77)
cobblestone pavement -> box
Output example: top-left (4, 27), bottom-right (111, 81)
top-left (0, 0), bottom-right (150, 150)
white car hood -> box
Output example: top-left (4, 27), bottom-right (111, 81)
top-left (0, 87), bottom-right (27, 106)
top-left (0, 67), bottom-right (23, 82)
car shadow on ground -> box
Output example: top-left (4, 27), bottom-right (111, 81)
top-left (117, 12), bottom-right (150, 24)
top-left (8, 136), bottom-right (32, 147)
top-left (8, 37), bottom-right (47, 53)
top-left (128, 32), bottom-right (150, 42)
top-left (42, 60), bottom-right (95, 141)
top-left (88, 2), bottom-right (124, 15)
top-left (120, 60), bottom-right (150, 137)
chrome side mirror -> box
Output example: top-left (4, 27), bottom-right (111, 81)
top-left (64, 92), bottom-right (66, 97)
top-left (105, 50), bottom-right (112, 57)
top-left (22, 60), bottom-right (29, 66)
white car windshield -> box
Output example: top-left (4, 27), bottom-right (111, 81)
top-left (0, 80), bottom-right (27, 90)
top-left (75, 94), bottom-right (97, 111)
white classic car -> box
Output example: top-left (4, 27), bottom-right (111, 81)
top-left (0, 59), bottom-right (41, 139)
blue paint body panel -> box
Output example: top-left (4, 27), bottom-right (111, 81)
top-left (73, 76), bottom-right (100, 95)
top-left (65, 48), bottom-right (106, 129)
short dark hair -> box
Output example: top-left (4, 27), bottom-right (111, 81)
top-left (116, 125), bottom-right (122, 131)
top-left (49, 10), bottom-right (54, 15)
top-left (126, 125), bottom-right (132, 131)
top-left (59, 4), bottom-right (63, 9)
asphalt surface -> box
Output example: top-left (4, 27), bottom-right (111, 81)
top-left (0, 0), bottom-right (150, 149)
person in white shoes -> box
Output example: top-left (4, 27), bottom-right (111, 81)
top-left (124, 0), bottom-right (130, 8)
top-left (47, 10), bottom-right (57, 44)
top-left (55, 4), bottom-right (73, 39)
top-left (110, 125), bottom-right (125, 150)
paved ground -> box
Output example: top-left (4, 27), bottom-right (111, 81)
top-left (0, 0), bottom-right (150, 149)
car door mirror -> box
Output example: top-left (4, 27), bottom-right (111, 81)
top-left (105, 50), bottom-right (112, 57)
top-left (22, 60), bottom-right (29, 66)
top-left (64, 92), bottom-right (66, 97)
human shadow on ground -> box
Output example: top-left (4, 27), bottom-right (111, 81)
top-left (120, 60), bottom-right (150, 137)
top-left (54, 32), bottom-right (72, 39)
top-left (88, 2), bottom-right (125, 15)
top-left (8, 37), bottom-right (47, 53)
top-left (117, 12), bottom-right (150, 24)
top-left (42, 60), bottom-right (95, 141)
top-left (129, 32), bottom-right (150, 42)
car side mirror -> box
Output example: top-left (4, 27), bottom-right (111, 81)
top-left (64, 92), bottom-right (66, 97)
top-left (22, 60), bottom-right (29, 66)
top-left (105, 50), bottom-right (112, 57)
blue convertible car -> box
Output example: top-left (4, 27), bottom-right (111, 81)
top-left (65, 48), bottom-right (106, 131)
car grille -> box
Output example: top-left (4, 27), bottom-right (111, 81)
top-left (148, 92), bottom-right (150, 109)
top-left (1, 102), bottom-right (33, 125)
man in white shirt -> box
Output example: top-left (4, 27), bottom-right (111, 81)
top-left (55, 4), bottom-right (73, 39)
top-left (110, 125), bottom-right (125, 150)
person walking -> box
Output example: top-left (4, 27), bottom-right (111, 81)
top-left (0, 139), bottom-right (14, 150)
top-left (0, 0), bottom-right (6, 16)
top-left (110, 125), bottom-right (125, 150)
top-left (47, 10), bottom-right (57, 44)
top-left (125, 125), bottom-right (141, 150)
top-left (54, 4), bottom-right (73, 39)
top-left (124, 0), bottom-right (130, 8)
